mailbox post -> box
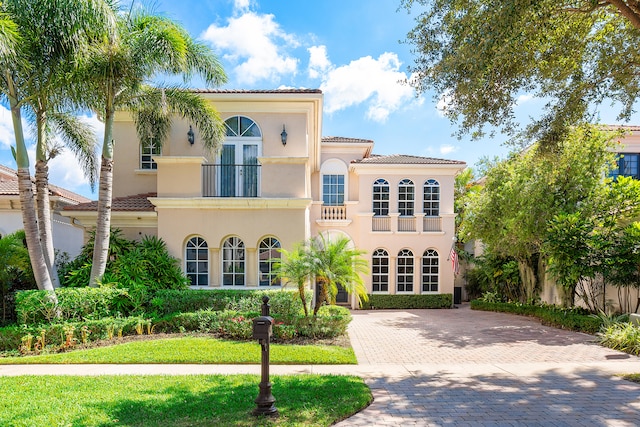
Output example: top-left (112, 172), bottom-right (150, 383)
top-left (252, 296), bottom-right (278, 417)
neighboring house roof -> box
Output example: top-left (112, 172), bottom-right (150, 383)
top-left (191, 88), bottom-right (322, 94)
top-left (602, 124), bottom-right (640, 132)
top-left (65, 193), bottom-right (156, 212)
top-left (322, 136), bottom-right (374, 144)
top-left (0, 164), bottom-right (90, 204)
top-left (352, 154), bottom-right (467, 165)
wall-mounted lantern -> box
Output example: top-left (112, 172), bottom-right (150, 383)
top-left (280, 125), bottom-right (287, 146)
top-left (187, 125), bottom-right (195, 145)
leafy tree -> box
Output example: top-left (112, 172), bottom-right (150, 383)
top-left (462, 125), bottom-right (620, 303)
top-left (0, 231), bottom-right (32, 322)
top-left (545, 176), bottom-right (640, 310)
top-left (80, 5), bottom-right (227, 286)
top-left (402, 0), bottom-right (640, 144)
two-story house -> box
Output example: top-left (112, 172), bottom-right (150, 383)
top-left (63, 89), bottom-right (466, 308)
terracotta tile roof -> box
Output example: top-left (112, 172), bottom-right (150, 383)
top-left (191, 88), bottom-right (322, 94)
top-left (602, 124), bottom-right (640, 132)
top-left (65, 193), bottom-right (156, 212)
top-left (0, 165), bottom-right (90, 203)
top-left (322, 136), bottom-right (374, 144)
top-left (353, 154), bottom-right (466, 165)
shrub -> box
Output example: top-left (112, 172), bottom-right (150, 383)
top-left (360, 294), bottom-right (452, 309)
top-left (470, 300), bottom-right (602, 334)
top-left (598, 322), bottom-right (640, 355)
top-left (15, 288), bottom-right (129, 325)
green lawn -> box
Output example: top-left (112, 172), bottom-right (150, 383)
top-left (0, 374), bottom-right (372, 426)
top-left (0, 336), bottom-right (357, 364)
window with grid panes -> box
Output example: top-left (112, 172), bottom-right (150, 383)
top-left (372, 248), bottom-right (389, 292)
top-left (423, 179), bottom-right (440, 216)
top-left (396, 249), bottom-right (414, 292)
top-left (373, 179), bottom-right (389, 216)
top-left (421, 249), bottom-right (439, 292)
top-left (398, 179), bottom-right (414, 216)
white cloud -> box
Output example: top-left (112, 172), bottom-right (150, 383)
top-left (0, 104), bottom-right (16, 150)
top-left (439, 144), bottom-right (457, 155)
top-left (308, 45), bottom-right (331, 79)
top-left (200, 11), bottom-right (299, 85)
top-left (319, 52), bottom-right (416, 122)
top-left (234, 0), bottom-right (251, 12)
top-left (517, 94), bottom-right (533, 104)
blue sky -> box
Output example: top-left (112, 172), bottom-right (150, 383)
top-left (0, 0), bottom-right (636, 199)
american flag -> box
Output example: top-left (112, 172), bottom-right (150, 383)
top-left (450, 246), bottom-right (459, 275)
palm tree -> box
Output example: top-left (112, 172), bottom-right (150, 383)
top-left (1, 0), bottom-right (114, 291)
top-left (306, 235), bottom-right (369, 315)
top-left (82, 6), bottom-right (227, 285)
top-left (275, 244), bottom-right (312, 317)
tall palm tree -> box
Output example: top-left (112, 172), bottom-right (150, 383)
top-left (1, 0), bottom-right (114, 291)
top-left (307, 235), bottom-right (369, 315)
top-left (275, 245), bottom-right (312, 317)
top-left (82, 6), bottom-right (227, 285)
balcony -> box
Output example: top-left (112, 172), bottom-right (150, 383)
top-left (202, 164), bottom-right (261, 197)
top-left (398, 215), bottom-right (416, 232)
top-left (372, 215), bottom-right (391, 232)
top-left (321, 204), bottom-right (347, 221)
top-left (371, 214), bottom-right (443, 233)
top-left (423, 216), bottom-right (442, 232)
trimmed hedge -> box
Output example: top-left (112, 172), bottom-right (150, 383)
top-left (470, 300), bottom-right (602, 334)
top-left (150, 288), bottom-right (310, 319)
top-left (360, 294), bottom-right (453, 309)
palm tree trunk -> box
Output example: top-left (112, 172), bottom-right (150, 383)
top-left (298, 283), bottom-right (309, 317)
top-left (7, 73), bottom-right (55, 293)
top-left (90, 108), bottom-right (115, 286)
top-left (35, 160), bottom-right (61, 288)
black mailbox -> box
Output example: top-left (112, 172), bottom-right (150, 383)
top-left (252, 316), bottom-right (273, 340)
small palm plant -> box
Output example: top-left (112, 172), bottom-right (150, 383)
top-left (274, 244), bottom-right (312, 317)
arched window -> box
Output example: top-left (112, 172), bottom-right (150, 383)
top-left (423, 179), bottom-right (440, 216)
top-left (397, 249), bottom-right (414, 293)
top-left (320, 159), bottom-right (348, 206)
top-left (259, 237), bottom-right (281, 286)
top-left (185, 237), bottom-right (208, 286)
top-left (219, 116), bottom-right (262, 197)
top-left (398, 179), bottom-right (414, 216)
top-left (372, 179), bottom-right (389, 216)
top-left (421, 249), bottom-right (439, 292)
top-left (372, 248), bottom-right (389, 292)
top-left (222, 236), bottom-right (245, 286)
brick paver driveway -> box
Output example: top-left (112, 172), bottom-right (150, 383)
top-left (336, 304), bottom-right (640, 427)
